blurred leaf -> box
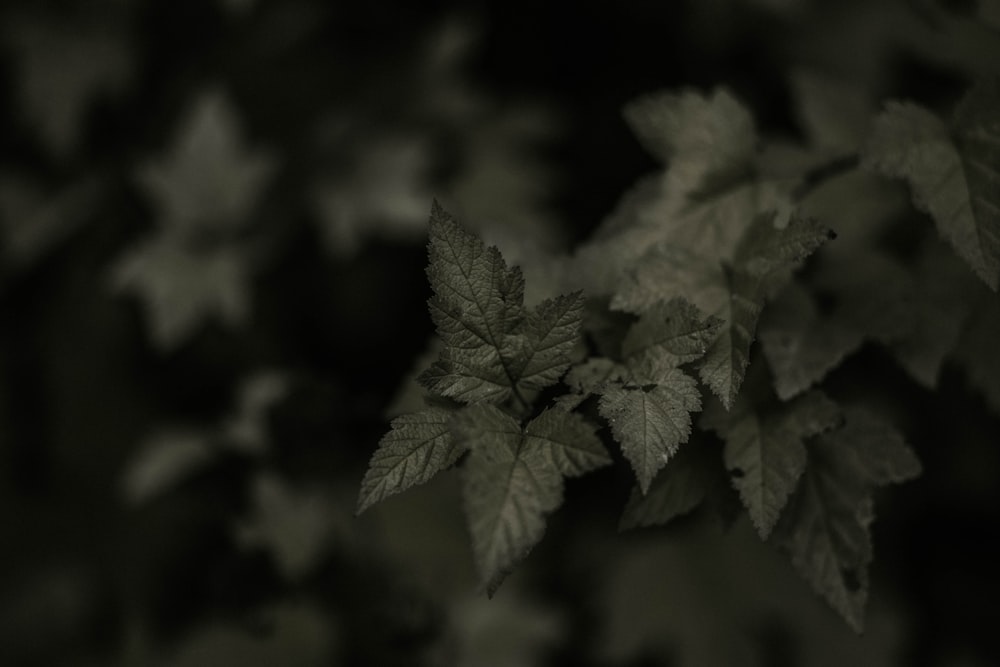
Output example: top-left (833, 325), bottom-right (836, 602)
top-left (120, 429), bottom-right (215, 506)
top-left (236, 474), bottom-right (340, 581)
top-left (449, 592), bottom-right (567, 667)
top-left (161, 603), bottom-right (337, 667)
top-left (312, 134), bottom-right (433, 256)
top-left (138, 91), bottom-right (276, 237)
top-left (0, 173), bottom-right (102, 271)
top-left (773, 408), bottom-right (922, 632)
top-left (703, 390), bottom-right (841, 539)
top-left (111, 238), bottom-right (252, 350)
top-left (3, 11), bottom-right (132, 158)
top-left (862, 82), bottom-right (1000, 290)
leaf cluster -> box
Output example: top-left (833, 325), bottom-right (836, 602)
top-left (360, 75), bottom-right (1000, 631)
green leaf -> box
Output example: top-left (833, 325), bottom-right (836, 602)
top-left (706, 391), bottom-right (842, 539)
top-left (138, 92), bottom-right (276, 236)
top-left (356, 408), bottom-right (462, 515)
top-left (621, 297), bottom-right (723, 366)
top-left (522, 409), bottom-right (611, 477)
top-left (862, 82), bottom-right (1000, 290)
top-left (512, 291), bottom-right (587, 392)
top-left (624, 87), bottom-right (756, 196)
top-left (618, 442), bottom-right (713, 530)
top-left (419, 203), bottom-right (583, 406)
top-left (110, 237), bottom-right (252, 350)
top-left (773, 409), bottom-right (922, 632)
top-left (454, 405), bottom-right (565, 594)
top-left (598, 358), bottom-right (702, 494)
top-left (699, 214), bottom-right (835, 408)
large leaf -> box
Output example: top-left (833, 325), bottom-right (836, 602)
top-left (420, 203), bottom-right (583, 406)
top-left (862, 82), bottom-right (1000, 290)
top-left (454, 406), bottom-right (571, 594)
top-left (773, 409), bottom-right (922, 632)
top-left (706, 391), bottom-right (842, 539)
top-left (356, 408), bottom-right (462, 514)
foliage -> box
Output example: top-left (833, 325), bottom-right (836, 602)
top-left (3, 1), bottom-right (1000, 665)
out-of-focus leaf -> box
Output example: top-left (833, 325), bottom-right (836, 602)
top-left (120, 429), bottom-right (215, 506)
top-left (138, 91), bottom-right (276, 237)
top-left (449, 592), bottom-right (567, 667)
top-left (236, 474), bottom-right (340, 581)
top-left (773, 409), bottom-right (921, 632)
top-left (3, 12), bottom-right (132, 158)
top-left (862, 82), bottom-right (1000, 290)
top-left (110, 238), bottom-right (252, 350)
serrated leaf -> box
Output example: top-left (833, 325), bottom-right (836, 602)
top-left (622, 297), bottom-right (723, 366)
top-left (523, 409), bottom-right (611, 477)
top-left (555, 357), bottom-right (626, 411)
top-left (512, 291), bottom-right (586, 392)
top-left (862, 83), bottom-right (1000, 290)
top-left (699, 214), bottom-right (834, 408)
top-left (773, 408), bottom-right (921, 632)
top-left (708, 391), bottom-right (842, 539)
top-left (421, 203), bottom-right (583, 405)
top-left (599, 360), bottom-right (702, 494)
top-left (698, 277), bottom-right (764, 410)
top-left (456, 405), bottom-right (565, 594)
top-left (356, 408), bottom-right (461, 514)
top-left (618, 443), bottom-right (712, 530)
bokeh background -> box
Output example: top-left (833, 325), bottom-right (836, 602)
top-left (1, 0), bottom-right (999, 665)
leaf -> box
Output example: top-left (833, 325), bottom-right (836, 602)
top-left (236, 474), bottom-right (338, 581)
top-left (699, 214), bottom-right (835, 408)
top-left (759, 283), bottom-right (865, 400)
top-left (706, 391), bottom-right (842, 539)
top-left (110, 238), bottom-right (252, 350)
top-left (511, 291), bottom-right (586, 392)
top-left (599, 359), bottom-right (702, 494)
top-left (4, 13), bottom-right (133, 158)
top-left (455, 405), bottom-right (566, 594)
top-left (312, 135), bottom-right (432, 256)
top-left (618, 442), bottom-right (713, 530)
top-left (356, 408), bottom-right (462, 514)
top-left (789, 69), bottom-right (873, 154)
top-left (522, 409), bottom-right (611, 477)
top-left (773, 409), bottom-right (922, 632)
top-left (624, 87), bottom-right (756, 196)
top-left (862, 82), bottom-right (1000, 290)
top-left (138, 91), bottom-right (276, 237)
top-left (621, 297), bottom-right (723, 366)
top-left (419, 203), bottom-right (583, 405)
top-left (119, 429), bottom-right (216, 506)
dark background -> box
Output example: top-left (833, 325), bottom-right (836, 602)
top-left (1, 0), bottom-right (998, 665)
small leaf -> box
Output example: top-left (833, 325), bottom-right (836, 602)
top-left (356, 408), bottom-right (461, 515)
top-left (138, 91), bottom-right (276, 236)
top-left (862, 83), bottom-right (1000, 290)
top-left (618, 443), bottom-right (712, 530)
top-left (110, 238), bottom-right (252, 350)
top-left (524, 409), bottom-right (611, 477)
top-left (773, 408), bottom-right (921, 632)
top-left (622, 297), bottom-right (723, 366)
top-left (599, 360), bottom-right (702, 494)
top-left (513, 291), bottom-right (586, 392)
